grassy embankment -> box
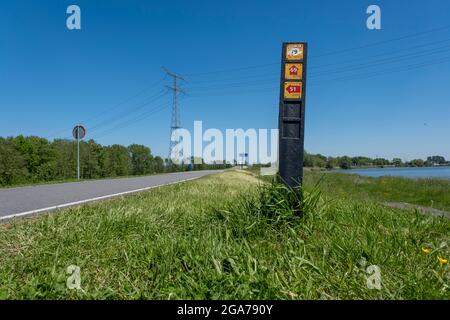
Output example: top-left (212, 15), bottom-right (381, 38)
top-left (305, 170), bottom-right (450, 213)
top-left (0, 170), bottom-right (448, 299)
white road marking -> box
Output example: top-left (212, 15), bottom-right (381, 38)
top-left (0, 177), bottom-right (201, 222)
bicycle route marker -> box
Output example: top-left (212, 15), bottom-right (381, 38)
top-left (278, 42), bottom-right (307, 191)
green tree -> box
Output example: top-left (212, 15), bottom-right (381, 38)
top-left (152, 156), bottom-right (165, 173)
top-left (392, 158), bottom-right (403, 167)
top-left (128, 144), bottom-right (153, 175)
top-left (81, 140), bottom-right (106, 179)
top-left (0, 138), bottom-right (28, 185)
top-left (351, 156), bottom-right (372, 167)
top-left (104, 144), bottom-right (131, 177)
top-left (13, 136), bottom-right (56, 182)
top-left (304, 152), bottom-right (327, 168)
top-left (325, 157), bottom-right (337, 170)
top-left (52, 139), bottom-right (77, 180)
top-left (373, 158), bottom-right (390, 167)
top-left (338, 156), bottom-right (352, 170)
top-left (410, 159), bottom-right (425, 167)
top-left (427, 155), bottom-right (446, 165)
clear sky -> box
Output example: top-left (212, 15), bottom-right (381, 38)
top-left (1, 0), bottom-right (449, 161)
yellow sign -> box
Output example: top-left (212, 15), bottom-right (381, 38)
top-left (284, 82), bottom-right (302, 99)
top-left (286, 44), bottom-right (304, 61)
top-left (285, 63), bottom-right (303, 80)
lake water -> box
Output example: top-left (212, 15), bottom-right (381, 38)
top-left (333, 166), bottom-right (450, 179)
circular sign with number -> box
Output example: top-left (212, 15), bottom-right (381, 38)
top-left (72, 125), bottom-right (86, 140)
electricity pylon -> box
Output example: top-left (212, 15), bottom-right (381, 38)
top-left (164, 68), bottom-right (185, 163)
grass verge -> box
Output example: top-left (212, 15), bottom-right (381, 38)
top-left (0, 170), bottom-right (448, 299)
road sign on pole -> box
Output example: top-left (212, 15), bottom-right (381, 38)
top-left (278, 42), bottom-right (307, 191)
top-left (72, 125), bottom-right (86, 181)
top-left (239, 152), bottom-right (248, 169)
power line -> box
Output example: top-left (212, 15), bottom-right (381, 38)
top-left (93, 95), bottom-right (190, 140)
top-left (83, 77), bottom-right (167, 124)
top-left (308, 37), bottom-right (450, 70)
top-left (184, 24), bottom-right (450, 78)
top-left (184, 55), bottom-right (450, 97)
top-left (185, 63), bottom-right (278, 77)
top-left (313, 24), bottom-right (450, 58)
top-left (186, 39), bottom-right (450, 89)
top-left (44, 24), bottom-right (450, 142)
top-left (309, 55), bottom-right (450, 86)
top-left (186, 87), bottom-right (278, 98)
top-left (309, 43), bottom-right (450, 78)
top-left (88, 90), bottom-right (168, 134)
top-left (186, 43), bottom-right (450, 92)
top-left (92, 100), bottom-right (173, 140)
top-left (45, 76), bottom-right (167, 139)
top-left (48, 57), bottom-right (450, 149)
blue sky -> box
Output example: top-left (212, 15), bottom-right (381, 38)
top-left (1, 0), bottom-right (449, 161)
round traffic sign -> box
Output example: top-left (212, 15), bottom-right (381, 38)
top-left (72, 125), bottom-right (86, 140)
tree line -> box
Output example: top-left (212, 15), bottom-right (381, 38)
top-left (304, 153), bottom-right (449, 170)
top-left (1, 135), bottom-right (447, 186)
top-left (0, 136), bottom-right (229, 186)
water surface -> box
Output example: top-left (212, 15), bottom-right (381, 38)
top-left (333, 166), bottom-right (450, 179)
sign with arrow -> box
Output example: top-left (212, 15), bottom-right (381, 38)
top-left (284, 82), bottom-right (302, 99)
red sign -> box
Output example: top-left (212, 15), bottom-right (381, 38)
top-left (284, 82), bottom-right (302, 99)
top-left (289, 66), bottom-right (298, 75)
top-left (284, 63), bottom-right (303, 80)
top-left (287, 84), bottom-right (300, 93)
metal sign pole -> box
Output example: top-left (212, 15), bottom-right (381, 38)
top-left (77, 131), bottom-right (80, 180)
top-left (278, 42), bottom-right (308, 191)
top-left (72, 125), bottom-right (86, 181)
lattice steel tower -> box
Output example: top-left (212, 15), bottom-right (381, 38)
top-left (164, 68), bottom-right (185, 163)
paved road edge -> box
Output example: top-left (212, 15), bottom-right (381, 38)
top-left (0, 176), bottom-right (204, 223)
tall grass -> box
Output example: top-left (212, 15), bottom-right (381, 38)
top-left (225, 179), bottom-right (324, 223)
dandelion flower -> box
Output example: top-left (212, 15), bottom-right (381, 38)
top-left (422, 247), bottom-right (431, 254)
top-left (437, 256), bottom-right (448, 265)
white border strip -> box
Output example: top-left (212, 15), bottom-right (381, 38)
top-left (0, 177), bottom-right (201, 222)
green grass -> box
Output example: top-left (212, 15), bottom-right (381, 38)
top-left (304, 170), bottom-right (450, 212)
top-left (0, 170), bottom-right (448, 299)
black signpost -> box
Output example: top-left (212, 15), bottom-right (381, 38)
top-left (278, 42), bottom-right (307, 191)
